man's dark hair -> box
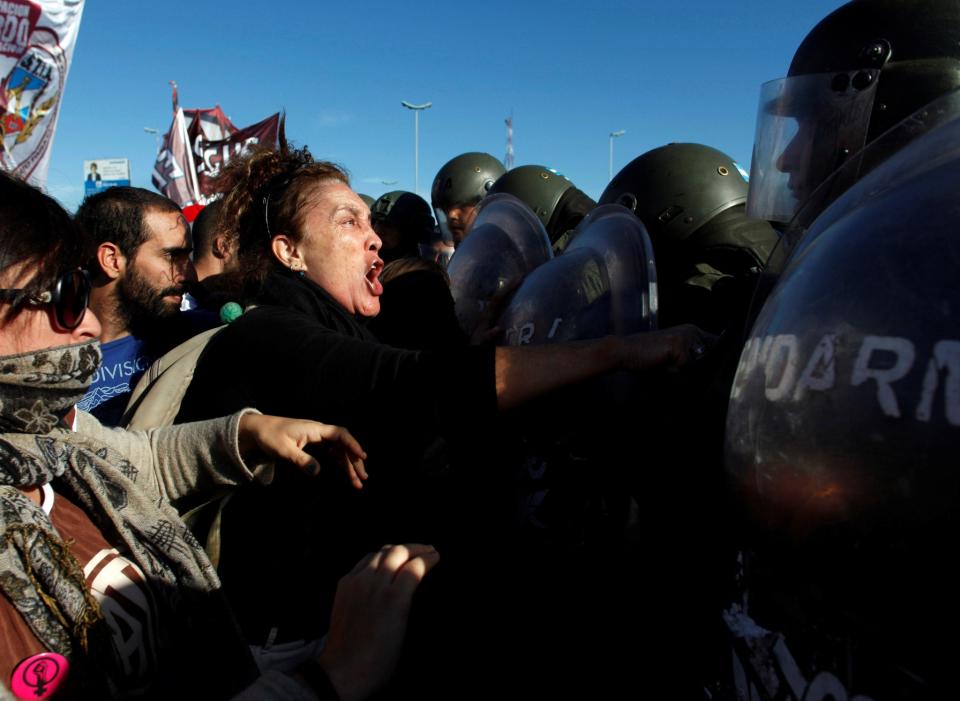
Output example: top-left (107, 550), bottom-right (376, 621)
top-left (190, 198), bottom-right (223, 262)
top-left (76, 187), bottom-right (182, 269)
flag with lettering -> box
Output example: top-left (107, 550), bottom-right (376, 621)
top-left (0, 0), bottom-right (84, 186)
top-left (191, 112), bottom-right (282, 199)
top-left (152, 98), bottom-right (282, 207)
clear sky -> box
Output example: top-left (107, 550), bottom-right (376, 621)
top-left (44, 0), bottom-right (846, 211)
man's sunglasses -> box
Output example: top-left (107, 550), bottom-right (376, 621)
top-left (0, 269), bottom-right (91, 330)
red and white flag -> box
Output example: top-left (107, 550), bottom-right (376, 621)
top-left (0, 0), bottom-right (84, 186)
top-left (151, 85), bottom-right (283, 208)
top-left (151, 106), bottom-right (202, 209)
top-left (191, 112), bottom-right (282, 199)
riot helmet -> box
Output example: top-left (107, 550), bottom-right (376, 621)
top-left (488, 165), bottom-right (596, 248)
top-left (725, 81), bottom-right (960, 700)
top-left (430, 152), bottom-right (506, 245)
top-left (601, 143), bottom-right (750, 245)
top-left (357, 193), bottom-right (375, 208)
top-left (747, 0), bottom-right (960, 225)
top-left (600, 143), bottom-right (778, 332)
top-left (369, 190), bottom-right (436, 263)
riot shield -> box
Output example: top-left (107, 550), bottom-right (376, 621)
top-left (497, 204), bottom-right (657, 345)
top-left (447, 193), bottom-right (552, 336)
top-left (724, 94), bottom-right (960, 700)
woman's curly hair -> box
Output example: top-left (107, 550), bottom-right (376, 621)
top-left (213, 140), bottom-right (349, 300)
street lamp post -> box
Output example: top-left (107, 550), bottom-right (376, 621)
top-left (609, 129), bottom-right (625, 182)
top-left (401, 101), bottom-right (432, 195)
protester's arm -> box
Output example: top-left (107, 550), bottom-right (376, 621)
top-left (237, 414), bottom-right (368, 489)
top-left (76, 410), bottom-right (367, 502)
top-left (494, 324), bottom-right (713, 410)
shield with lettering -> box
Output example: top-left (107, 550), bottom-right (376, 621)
top-left (725, 91), bottom-right (960, 699)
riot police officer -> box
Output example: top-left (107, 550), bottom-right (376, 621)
top-left (487, 165), bottom-right (596, 254)
top-left (600, 143), bottom-right (778, 334)
top-left (430, 152), bottom-right (505, 245)
top-left (745, 0), bottom-right (960, 231)
top-left (369, 190), bottom-right (436, 263)
top-left (724, 2), bottom-right (960, 698)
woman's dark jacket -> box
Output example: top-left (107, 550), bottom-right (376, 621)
top-left (174, 270), bottom-right (497, 644)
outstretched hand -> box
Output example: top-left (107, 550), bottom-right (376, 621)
top-left (316, 544), bottom-right (440, 701)
top-left (237, 414), bottom-right (368, 488)
top-left (621, 324), bottom-right (718, 372)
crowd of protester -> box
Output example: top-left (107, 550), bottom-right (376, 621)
top-left (0, 134), bottom-right (711, 698)
top-left (4, 1), bottom-right (960, 698)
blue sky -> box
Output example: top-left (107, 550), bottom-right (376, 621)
top-left (45, 0), bottom-right (846, 211)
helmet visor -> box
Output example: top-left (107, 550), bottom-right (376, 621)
top-left (746, 72), bottom-right (878, 223)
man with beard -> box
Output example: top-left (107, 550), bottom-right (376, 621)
top-left (75, 187), bottom-right (201, 425)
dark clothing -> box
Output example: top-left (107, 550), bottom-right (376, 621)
top-left (177, 271), bottom-right (494, 447)
top-left (368, 267), bottom-right (467, 351)
top-left (190, 273), bottom-right (244, 317)
top-left (175, 270), bottom-right (497, 644)
top-left (656, 204), bottom-right (778, 334)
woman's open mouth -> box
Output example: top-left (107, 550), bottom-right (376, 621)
top-left (365, 259), bottom-right (384, 295)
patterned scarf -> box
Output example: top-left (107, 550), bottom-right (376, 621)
top-left (0, 340), bottom-right (253, 698)
top-left (0, 340), bottom-right (100, 434)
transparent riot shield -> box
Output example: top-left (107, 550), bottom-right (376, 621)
top-left (447, 193), bottom-right (553, 337)
top-left (497, 204), bottom-right (657, 345)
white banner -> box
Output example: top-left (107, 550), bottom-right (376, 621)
top-left (0, 0), bottom-right (84, 186)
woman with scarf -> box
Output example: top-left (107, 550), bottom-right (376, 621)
top-left (0, 170), bottom-right (437, 700)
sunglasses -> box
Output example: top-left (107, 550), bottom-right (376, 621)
top-left (0, 269), bottom-right (91, 330)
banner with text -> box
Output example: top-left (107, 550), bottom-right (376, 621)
top-left (152, 105), bottom-right (282, 207)
top-left (0, 0), bottom-right (84, 186)
top-left (192, 112), bottom-right (281, 199)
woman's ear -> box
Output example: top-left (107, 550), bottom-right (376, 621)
top-left (271, 234), bottom-right (306, 272)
